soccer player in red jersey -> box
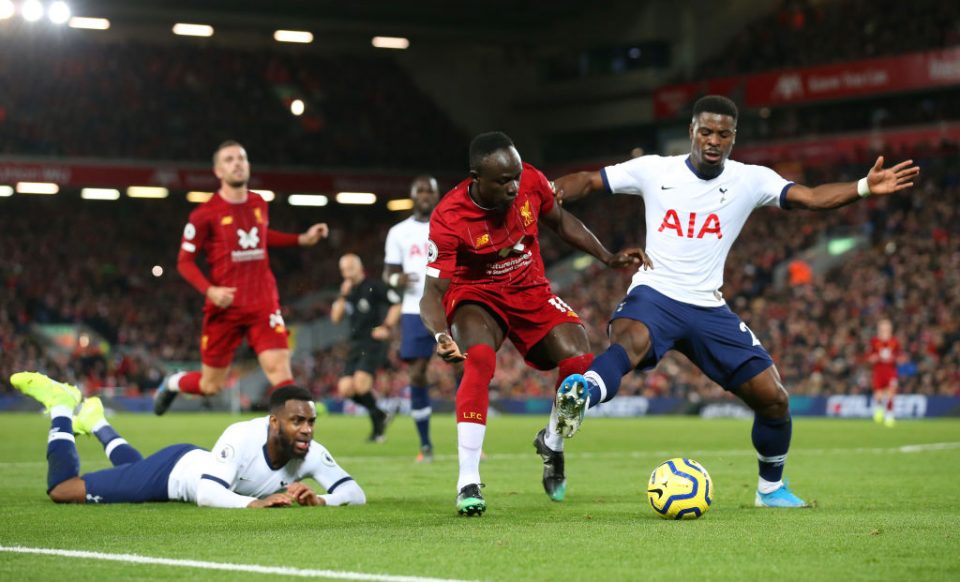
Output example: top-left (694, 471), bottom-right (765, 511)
top-left (419, 132), bottom-right (650, 515)
top-left (154, 140), bottom-right (328, 415)
top-left (867, 318), bottom-right (901, 427)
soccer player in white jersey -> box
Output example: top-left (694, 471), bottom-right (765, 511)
top-left (551, 95), bottom-right (920, 508)
top-left (383, 175), bottom-right (441, 462)
top-left (12, 372), bottom-right (365, 508)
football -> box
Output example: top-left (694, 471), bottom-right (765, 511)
top-left (647, 458), bottom-right (713, 520)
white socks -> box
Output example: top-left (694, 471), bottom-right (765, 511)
top-left (166, 371), bottom-right (185, 392)
top-left (545, 405), bottom-right (564, 452)
top-left (457, 422), bottom-right (486, 491)
top-left (758, 477), bottom-right (783, 494)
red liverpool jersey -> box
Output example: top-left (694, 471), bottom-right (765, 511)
top-left (177, 192), bottom-right (296, 311)
top-left (426, 162), bottom-right (555, 290)
top-left (868, 336), bottom-right (900, 380)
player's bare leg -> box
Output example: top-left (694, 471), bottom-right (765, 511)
top-left (528, 323), bottom-right (593, 502)
top-left (737, 367), bottom-right (808, 508)
top-left (450, 304), bottom-right (504, 516)
top-left (258, 348), bottom-right (293, 387)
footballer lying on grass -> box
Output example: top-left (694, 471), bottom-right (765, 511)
top-left (11, 372), bottom-right (365, 508)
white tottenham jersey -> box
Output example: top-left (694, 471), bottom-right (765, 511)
top-left (167, 416), bottom-right (353, 507)
top-left (602, 155), bottom-right (792, 307)
top-left (384, 216), bottom-right (431, 314)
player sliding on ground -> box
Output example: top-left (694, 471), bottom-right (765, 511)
top-left (12, 372), bottom-right (365, 508)
top-left (419, 131), bottom-right (649, 516)
top-left (552, 95), bottom-right (920, 508)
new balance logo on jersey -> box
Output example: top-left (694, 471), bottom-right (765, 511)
top-left (231, 226), bottom-right (266, 262)
top-left (269, 310), bottom-right (286, 333)
top-left (238, 227), bottom-right (260, 249)
top-left (658, 210), bottom-right (723, 239)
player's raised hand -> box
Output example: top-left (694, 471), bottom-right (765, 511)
top-left (436, 333), bottom-right (465, 363)
top-left (247, 493), bottom-right (292, 508)
top-left (287, 482), bottom-right (324, 506)
top-left (207, 286), bottom-right (237, 308)
top-left (298, 223), bottom-right (329, 246)
top-left (866, 157), bottom-right (920, 196)
top-left (607, 248), bottom-right (653, 271)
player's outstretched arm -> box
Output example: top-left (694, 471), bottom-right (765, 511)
top-left (785, 157), bottom-right (920, 211)
top-left (552, 171), bottom-right (606, 205)
top-left (541, 203), bottom-right (652, 270)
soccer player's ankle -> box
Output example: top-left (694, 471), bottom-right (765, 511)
top-left (49, 405), bottom-right (73, 419)
top-left (758, 477), bottom-right (782, 494)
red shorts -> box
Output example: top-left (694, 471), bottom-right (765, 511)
top-left (872, 371), bottom-right (897, 392)
top-left (443, 284), bottom-right (583, 370)
top-left (201, 304), bottom-right (289, 368)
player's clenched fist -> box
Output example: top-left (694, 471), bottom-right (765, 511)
top-left (436, 332), bottom-right (465, 363)
top-left (206, 286), bottom-right (237, 308)
top-left (298, 223), bottom-right (329, 246)
top-left (607, 247), bottom-right (654, 271)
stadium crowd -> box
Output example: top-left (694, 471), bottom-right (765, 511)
top-left (0, 37), bottom-right (465, 170)
top-left (2, 155), bottom-right (958, 401)
top-left (698, 0), bottom-right (960, 78)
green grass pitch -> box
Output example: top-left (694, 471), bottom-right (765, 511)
top-left (1, 412), bottom-right (958, 581)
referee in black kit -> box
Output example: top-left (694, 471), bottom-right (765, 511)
top-left (332, 253), bottom-right (401, 442)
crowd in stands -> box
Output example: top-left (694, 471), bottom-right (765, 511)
top-left (0, 37), bottom-right (466, 170)
top-left (698, 0), bottom-right (960, 79)
top-left (3, 155), bottom-right (959, 403)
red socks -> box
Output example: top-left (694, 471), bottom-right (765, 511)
top-left (555, 353), bottom-right (594, 390)
top-left (457, 344), bottom-right (496, 425)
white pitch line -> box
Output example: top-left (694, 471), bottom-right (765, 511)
top-left (0, 545), bottom-right (476, 582)
top-left (1, 442), bottom-right (957, 470)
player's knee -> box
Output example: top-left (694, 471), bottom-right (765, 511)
top-left (410, 364), bottom-right (429, 387)
top-left (759, 387), bottom-right (789, 418)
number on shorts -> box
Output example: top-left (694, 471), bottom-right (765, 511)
top-left (739, 322), bottom-right (761, 346)
top-left (548, 296), bottom-right (573, 313)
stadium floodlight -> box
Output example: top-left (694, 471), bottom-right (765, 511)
top-left (69, 16), bottom-right (109, 30)
top-left (16, 182), bottom-right (59, 194)
top-left (371, 36), bottom-right (409, 50)
top-left (0, 1), bottom-right (15, 20)
top-left (256, 190), bottom-right (276, 202)
top-left (127, 186), bottom-right (169, 199)
top-left (186, 191), bottom-right (213, 203)
top-left (48, 1), bottom-right (70, 24)
top-left (274, 30), bottom-right (313, 44)
top-left (386, 198), bottom-right (414, 211)
top-left (81, 188), bottom-right (120, 200)
top-left (0, 185), bottom-right (13, 197)
top-left (21, 0), bottom-right (44, 22)
top-left (290, 99), bottom-right (305, 116)
top-left (172, 23), bottom-right (214, 37)
top-left (151, 265), bottom-right (164, 277)
top-left (336, 192), bottom-right (377, 205)
top-left (288, 194), bottom-right (328, 207)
